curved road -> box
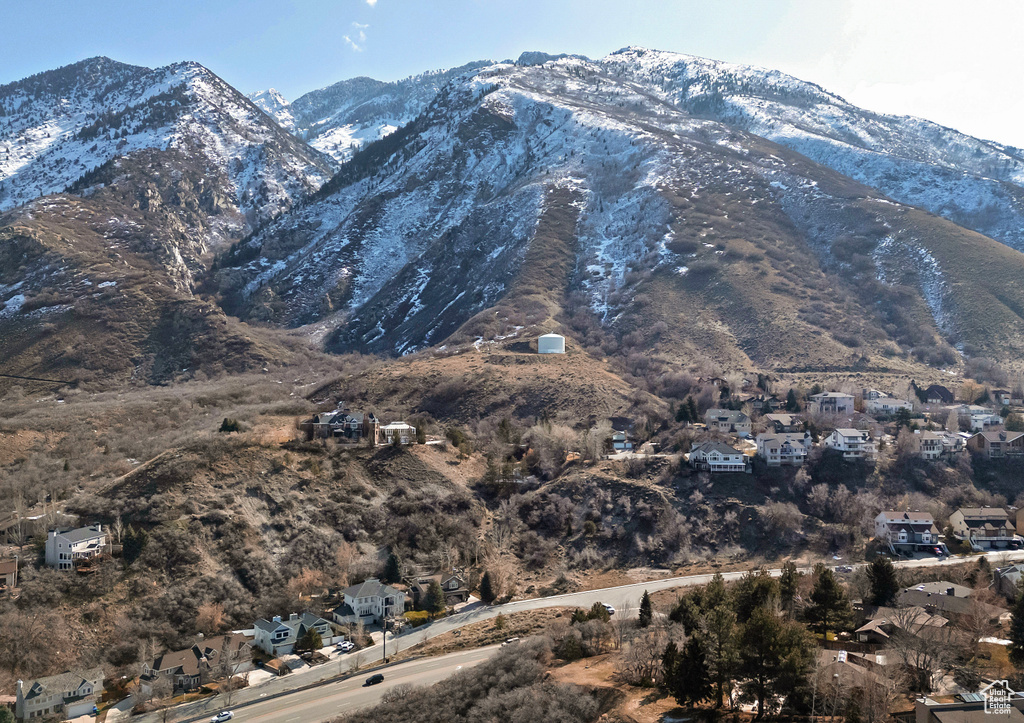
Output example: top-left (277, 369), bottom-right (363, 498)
top-left (138, 548), bottom-right (1024, 723)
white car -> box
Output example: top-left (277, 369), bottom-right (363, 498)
top-left (602, 603), bottom-right (616, 616)
top-left (211, 713), bottom-right (234, 723)
top-left (335, 640), bottom-right (355, 652)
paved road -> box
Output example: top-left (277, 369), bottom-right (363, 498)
top-left (134, 548), bottom-right (1024, 722)
top-left (215, 646), bottom-right (497, 723)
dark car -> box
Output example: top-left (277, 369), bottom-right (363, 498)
top-left (364, 673), bottom-right (385, 687)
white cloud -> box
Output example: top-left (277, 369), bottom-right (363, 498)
top-left (343, 21), bottom-right (369, 52)
top-left (366, 0), bottom-right (378, 6)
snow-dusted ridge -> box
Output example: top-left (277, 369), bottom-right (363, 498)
top-left (0, 56), bottom-right (333, 225)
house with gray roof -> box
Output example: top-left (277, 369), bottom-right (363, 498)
top-left (141, 634), bottom-right (251, 694)
top-left (15, 667), bottom-right (103, 721)
top-left (44, 524), bottom-right (108, 570)
top-left (688, 441), bottom-right (749, 473)
top-left (994, 563), bottom-right (1024, 600)
top-left (949, 507), bottom-right (1018, 549)
top-left (704, 409), bottom-right (752, 437)
top-left (333, 578), bottom-right (406, 624)
top-left (252, 612), bottom-right (335, 656)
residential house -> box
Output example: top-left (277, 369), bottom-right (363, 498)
top-left (406, 572), bottom-right (470, 608)
top-left (994, 563), bottom-right (1024, 600)
top-left (922, 384), bottom-right (955, 405)
top-left (610, 431), bottom-right (634, 451)
top-left (763, 413), bottom-right (801, 433)
top-left (824, 428), bottom-right (878, 462)
top-left (253, 613), bottom-right (334, 657)
top-left (755, 433), bottom-right (811, 467)
top-left (993, 389), bottom-right (1014, 406)
top-left (378, 422), bottom-right (416, 445)
top-left (0, 559), bottom-right (17, 589)
top-left (141, 634), bottom-right (251, 694)
top-left (916, 693), bottom-right (1024, 723)
top-left (15, 668), bottom-right (104, 721)
top-left (864, 393), bottom-right (913, 416)
top-left (968, 429), bottom-right (1024, 458)
top-left (874, 510), bottom-right (940, 551)
top-left (898, 582), bottom-right (1005, 620)
top-left (956, 404), bottom-right (1003, 431)
top-left (910, 430), bottom-right (945, 460)
top-left (688, 441), bottom-right (749, 473)
top-left (854, 605), bottom-right (947, 645)
top-left (44, 524), bottom-right (107, 571)
top-left (949, 507), bottom-right (1017, 549)
top-left (703, 409), bottom-right (752, 437)
top-left (808, 391), bottom-right (855, 415)
top-left (333, 578), bottom-right (406, 625)
top-left (743, 394), bottom-right (782, 412)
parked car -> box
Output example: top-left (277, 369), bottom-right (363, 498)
top-left (364, 673), bottom-right (385, 686)
top-left (211, 712), bottom-right (234, 723)
top-left (336, 641), bottom-right (355, 652)
top-left (501, 637), bottom-right (520, 647)
top-left (602, 603), bottom-right (615, 616)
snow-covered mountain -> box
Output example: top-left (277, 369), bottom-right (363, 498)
top-left (598, 47), bottom-right (1024, 250)
top-left (248, 88), bottom-right (296, 130)
top-left (217, 54), bottom-right (1024, 370)
top-left (0, 57), bottom-right (333, 225)
top-left (249, 61), bottom-right (492, 164)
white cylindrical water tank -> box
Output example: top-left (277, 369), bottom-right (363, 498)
top-left (538, 333), bottom-right (565, 354)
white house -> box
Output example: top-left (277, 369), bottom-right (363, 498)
top-left (864, 395), bottom-right (913, 416)
top-left (16, 668), bottom-right (104, 721)
top-left (689, 441), bottom-right (749, 473)
top-left (954, 404), bottom-right (1003, 431)
top-left (755, 433), bottom-right (811, 467)
top-left (379, 422), bottom-right (416, 445)
top-left (910, 430), bottom-right (944, 460)
top-left (253, 613), bottom-right (335, 657)
top-left (808, 392), bottom-right (855, 415)
top-left (874, 511), bottom-right (940, 551)
top-left (45, 525), bottom-right (108, 570)
top-left (704, 409), bottom-right (752, 437)
top-left (333, 578), bottom-right (406, 625)
top-left (824, 428), bottom-right (877, 462)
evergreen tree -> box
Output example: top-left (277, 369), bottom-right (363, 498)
top-left (866, 556), bottom-right (900, 607)
top-left (422, 579), bottom-right (447, 617)
top-left (675, 634), bottom-right (713, 706)
top-left (734, 568), bottom-right (779, 623)
top-left (805, 564), bottom-right (852, 637)
top-left (638, 590), bottom-right (653, 628)
top-left (738, 606), bottom-right (814, 720)
top-left (295, 628), bottom-right (323, 653)
top-left (675, 402), bottom-right (691, 424)
top-left (660, 640), bottom-right (679, 695)
top-left (687, 396), bottom-right (699, 424)
top-left (786, 389), bottom-right (800, 412)
top-left (121, 524), bottom-right (148, 565)
top-left (703, 577), bottom-right (737, 708)
top-left (382, 552), bottom-right (402, 584)
top-left (779, 561), bottom-right (800, 614)
top-left (1008, 583), bottom-right (1024, 669)
top-left (480, 571), bottom-right (497, 604)
top-left (588, 601), bottom-right (611, 623)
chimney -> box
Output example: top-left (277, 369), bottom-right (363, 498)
top-left (289, 613), bottom-right (298, 621)
top-left (272, 615), bottom-right (282, 623)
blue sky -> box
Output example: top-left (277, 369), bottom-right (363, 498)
top-left (3, 0), bottom-right (1023, 146)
